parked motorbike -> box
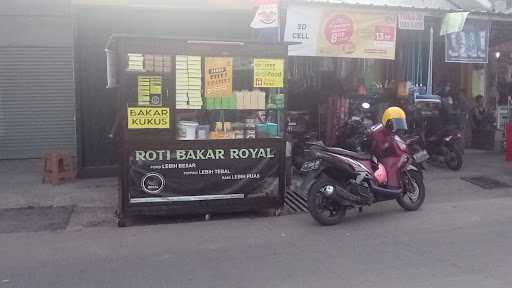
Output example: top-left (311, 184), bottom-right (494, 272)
top-left (425, 126), bottom-right (463, 170)
top-left (337, 119), bottom-right (369, 153)
top-left (287, 111), bottom-right (318, 174)
top-left (301, 122), bottom-right (427, 226)
top-left (409, 107), bottom-right (464, 171)
top-left (407, 125), bottom-right (463, 171)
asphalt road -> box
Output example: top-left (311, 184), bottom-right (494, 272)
top-left (1, 151), bottom-right (512, 288)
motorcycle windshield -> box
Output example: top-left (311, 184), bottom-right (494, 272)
top-left (391, 118), bottom-right (408, 131)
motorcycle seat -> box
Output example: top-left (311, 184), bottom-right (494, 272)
top-left (322, 147), bottom-right (373, 160)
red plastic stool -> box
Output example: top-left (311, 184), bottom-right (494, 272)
top-left (42, 151), bottom-right (76, 185)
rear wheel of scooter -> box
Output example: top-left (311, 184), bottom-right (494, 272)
top-left (445, 145), bottom-right (463, 171)
top-left (308, 179), bottom-right (346, 226)
top-left (397, 171), bottom-right (425, 211)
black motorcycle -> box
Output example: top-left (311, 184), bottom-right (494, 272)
top-left (409, 112), bottom-right (464, 171)
top-left (425, 126), bottom-right (464, 170)
top-left (407, 124), bottom-right (463, 171)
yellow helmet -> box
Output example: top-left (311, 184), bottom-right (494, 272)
top-left (382, 106), bottom-right (407, 131)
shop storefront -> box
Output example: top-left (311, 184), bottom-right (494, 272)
top-left (282, 1), bottom-right (512, 153)
top-left (74, 1), bottom-right (258, 177)
top-left (283, 3), bottom-right (435, 147)
top-left (106, 35), bottom-right (288, 226)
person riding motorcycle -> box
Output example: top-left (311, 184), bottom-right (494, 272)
top-left (369, 107), bottom-right (408, 159)
top-left (382, 106), bottom-right (408, 132)
top-left (302, 106), bottom-right (426, 226)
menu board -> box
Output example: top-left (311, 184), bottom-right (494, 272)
top-left (137, 76), bottom-right (162, 106)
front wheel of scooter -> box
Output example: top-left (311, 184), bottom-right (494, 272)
top-left (397, 171), bottom-right (426, 211)
top-left (307, 179), bottom-right (347, 226)
top-left (445, 145), bottom-right (463, 171)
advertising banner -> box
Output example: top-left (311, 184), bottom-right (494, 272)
top-left (127, 107), bottom-right (170, 129)
top-left (285, 6), bottom-right (397, 60)
top-left (205, 57), bottom-right (233, 97)
top-left (250, 3), bottom-right (279, 29)
top-left (254, 58), bottom-right (284, 88)
top-left (398, 12), bottom-right (425, 31)
top-left (445, 20), bottom-right (490, 64)
top-left (127, 140), bottom-right (284, 202)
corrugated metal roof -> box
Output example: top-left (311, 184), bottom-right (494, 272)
top-left (447, 0), bottom-right (492, 12)
top-left (303, 0), bottom-right (503, 13)
top-left (304, 0), bottom-right (456, 10)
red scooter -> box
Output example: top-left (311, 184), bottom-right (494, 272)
top-left (301, 123), bottom-right (427, 226)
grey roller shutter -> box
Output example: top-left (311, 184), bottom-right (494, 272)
top-left (0, 47), bottom-right (76, 159)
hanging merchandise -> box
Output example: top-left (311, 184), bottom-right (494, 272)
top-left (176, 55), bottom-right (203, 109)
top-left (357, 84), bottom-right (368, 96)
top-left (397, 81), bottom-right (408, 97)
top-left (440, 12), bottom-right (469, 36)
top-left (144, 54), bottom-right (172, 73)
top-left (127, 53), bottom-right (144, 71)
top-left (284, 5), bottom-right (397, 60)
top-left (445, 20), bottom-right (490, 64)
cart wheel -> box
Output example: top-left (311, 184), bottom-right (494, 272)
top-left (117, 218), bottom-right (129, 228)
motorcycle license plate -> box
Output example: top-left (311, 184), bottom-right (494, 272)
top-left (413, 150), bottom-right (429, 163)
top-left (301, 160), bottom-right (321, 172)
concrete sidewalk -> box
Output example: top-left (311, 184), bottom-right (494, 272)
top-left (0, 149), bottom-right (511, 230)
top-left (0, 160), bottom-right (117, 229)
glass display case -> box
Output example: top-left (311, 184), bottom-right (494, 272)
top-left (107, 35), bottom-right (289, 226)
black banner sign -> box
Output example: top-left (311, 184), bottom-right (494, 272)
top-left (445, 20), bottom-right (490, 64)
top-left (127, 140), bottom-right (284, 203)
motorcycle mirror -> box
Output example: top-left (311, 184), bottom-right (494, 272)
top-left (362, 102), bottom-right (371, 109)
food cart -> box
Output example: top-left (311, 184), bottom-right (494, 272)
top-left (106, 35), bottom-right (288, 226)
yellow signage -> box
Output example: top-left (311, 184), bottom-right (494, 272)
top-left (128, 107), bottom-right (170, 129)
top-left (205, 57), bottom-right (233, 97)
top-left (253, 58), bottom-right (284, 88)
top-left (137, 76), bottom-right (162, 106)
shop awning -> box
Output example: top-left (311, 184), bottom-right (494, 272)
top-left (300, 0), bottom-right (511, 14)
